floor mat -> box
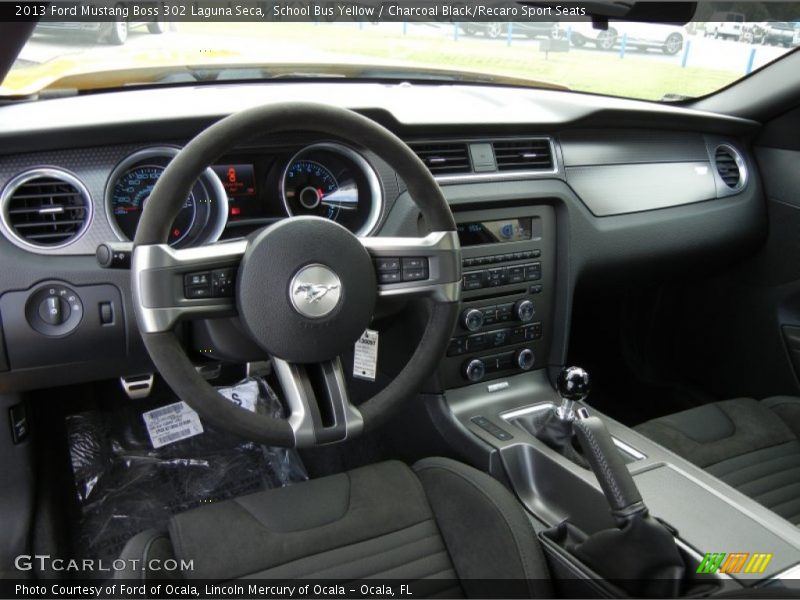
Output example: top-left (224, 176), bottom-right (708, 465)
top-left (66, 377), bottom-right (307, 563)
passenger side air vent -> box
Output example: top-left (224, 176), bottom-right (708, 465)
top-left (713, 145), bottom-right (746, 190)
top-left (492, 139), bottom-right (553, 171)
top-left (1, 169), bottom-right (92, 248)
top-left (409, 142), bottom-right (471, 175)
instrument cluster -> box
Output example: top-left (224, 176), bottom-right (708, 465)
top-left (105, 142), bottom-right (384, 247)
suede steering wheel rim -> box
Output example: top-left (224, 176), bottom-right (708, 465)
top-left (131, 103), bottom-right (462, 447)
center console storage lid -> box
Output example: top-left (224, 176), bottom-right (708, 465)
top-left (635, 464), bottom-right (797, 581)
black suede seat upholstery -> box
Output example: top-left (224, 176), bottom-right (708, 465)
top-left (115, 458), bottom-right (552, 598)
top-left (635, 397), bottom-right (800, 525)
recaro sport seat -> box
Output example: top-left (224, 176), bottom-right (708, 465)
top-left (115, 457), bottom-right (553, 596)
top-left (635, 397), bottom-right (800, 525)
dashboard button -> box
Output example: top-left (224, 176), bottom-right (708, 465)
top-left (497, 303), bottom-right (514, 322)
top-left (489, 328), bottom-right (509, 347)
top-left (481, 305), bottom-right (497, 325)
top-left (524, 263), bottom-right (542, 281)
top-left (447, 337), bottom-right (468, 357)
top-left (402, 267), bottom-right (428, 282)
top-left (507, 266), bottom-right (525, 283)
top-left (463, 272), bottom-right (483, 290)
top-left (466, 333), bottom-right (487, 351)
top-left (185, 272), bottom-right (210, 287)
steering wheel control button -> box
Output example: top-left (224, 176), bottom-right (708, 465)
top-left (211, 268), bottom-right (236, 298)
top-left (26, 284), bottom-right (83, 336)
top-left (290, 264), bottom-right (343, 319)
top-left (375, 257), bottom-right (400, 272)
top-left (237, 216), bottom-right (376, 363)
top-left (515, 299), bottom-right (536, 322)
top-left (464, 359), bottom-right (486, 383)
top-left (462, 308), bottom-right (484, 332)
top-left (375, 256), bottom-right (429, 283)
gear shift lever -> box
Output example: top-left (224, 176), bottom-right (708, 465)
top-left (555, 366), bottom-right (591, 421)
top-left (549, 366), bottom-right (686, 597)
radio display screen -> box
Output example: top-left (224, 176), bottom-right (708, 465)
top-left (457, 217), bottom-right (534, 246)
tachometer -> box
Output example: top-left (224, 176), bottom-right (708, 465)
top-left (111, 165), bottom-right (196, 245)
top-left (280, 143), bottom-right (382, 236)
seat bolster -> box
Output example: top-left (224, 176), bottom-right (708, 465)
top-left (634, 398), bottom-right (795, 468)
top-left (112, 529), bottom-right (174, 581)
top-left (413, 457), bottom-right (552, 598)
top-left (763, 396), bottom-right (800, 438)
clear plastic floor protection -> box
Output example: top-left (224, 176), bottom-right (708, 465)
top-left (66, 377), bottom-right (308, 563)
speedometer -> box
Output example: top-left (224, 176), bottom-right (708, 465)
top-left (111, 165), bottom-right (196, 245)
top-left (105, 147), bottom-right (229, 248)
top-left (280, 143), bottom-right (383, 236)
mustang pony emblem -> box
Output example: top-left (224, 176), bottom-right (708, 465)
top-left (294, 282), bottom-right (340, 303)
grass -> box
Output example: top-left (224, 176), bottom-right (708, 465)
top-left (4, 22), bottom-right (740, 100)
top-left (179, 22), bottom-right (739, 100)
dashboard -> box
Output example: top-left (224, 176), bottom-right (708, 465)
top-left (0, 81), bottom-right (767, 393)
top-left (0, 139), bottom-right (387, 255)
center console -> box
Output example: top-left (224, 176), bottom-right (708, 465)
top-left (439, 205), bottom-right (555, 389)
top-left (441, 370), bottom-right (800, 595)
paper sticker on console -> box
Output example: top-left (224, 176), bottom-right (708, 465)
top-left (142, 401), bottom-right (204, 449)
top-left (354, 329), bottom-right (379, 381)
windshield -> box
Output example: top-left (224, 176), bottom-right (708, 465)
top-left (3, 2), bottom-right (799, 101)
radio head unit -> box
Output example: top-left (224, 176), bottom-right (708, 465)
top-left (456, 217), bottom-right (540, 246)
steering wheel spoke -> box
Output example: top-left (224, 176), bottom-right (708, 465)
top-left (132, 239), bottom-right (246, 332)
top-left (361, 230), bottom-right (462, 303)
top-left (271, 356), bottom-right (363, 447)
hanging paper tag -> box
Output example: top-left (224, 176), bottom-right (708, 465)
top-left (353, 329), bottom-right (379, 381)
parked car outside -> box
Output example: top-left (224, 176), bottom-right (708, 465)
top-left (567, 21), bottom-right (685, 55)
top-left (35, 17), bottom-right (166, 45)
top-left (460, 21), bottom-right (560, 40)
top-left (704, 11), bottom-right (746, 40)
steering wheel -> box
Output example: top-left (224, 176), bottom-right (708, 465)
top-left (131, 103), bottom-right (462, 447)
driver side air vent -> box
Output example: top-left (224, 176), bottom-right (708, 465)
top-left (1, 169), bottom-right (92, 248)
top-left (713, 145), bottom-right (745, 190)
top-left (493, 139), bottom-right (553, 171)
top-left (409, 142), bottom-right (471, 175)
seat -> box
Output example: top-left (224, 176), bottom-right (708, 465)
top-left (635, 397), bottom-right (800, 525)
top-left (115, 457), bottom-right (553, 598)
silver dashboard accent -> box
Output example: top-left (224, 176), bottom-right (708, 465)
top-left (272, 356), bottom-right (364, 448)
top-left (132, 239), bottom-right (247, 333)
top-left (280, 142), bottom-right (384, 237)
top-left (104, 145), bottom-right (229, 246)
top-left (771, 562), bottom-right (800, 581)
top-left (0, 167), bottom-right (94, 252)
top-left (289, 263), bottom-right (342, 318)
top-left (712, 143), bottom-right (748, 195)
top-left (361, 230), bottom-right (462, 303)
top-left (410, 136), bottom-right (560, 185)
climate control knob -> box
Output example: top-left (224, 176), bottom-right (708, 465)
top-left (461, 308), bottom-right (484, 332)
top-left (464, 359), bottom-right (486, 382)
top-left (515, 299), bottom-right (535, 322)
top-left (516, 348), bottom-right (535, 371)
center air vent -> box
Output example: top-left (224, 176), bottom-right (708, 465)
top-left (1, 169), bottom-right (92, 249)
top-left (713, 145), bottom-right (746, 190)
top-left (493, 139), bottom-right (553, 171)
top-left (409, 142), bottom-right (471, 175)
